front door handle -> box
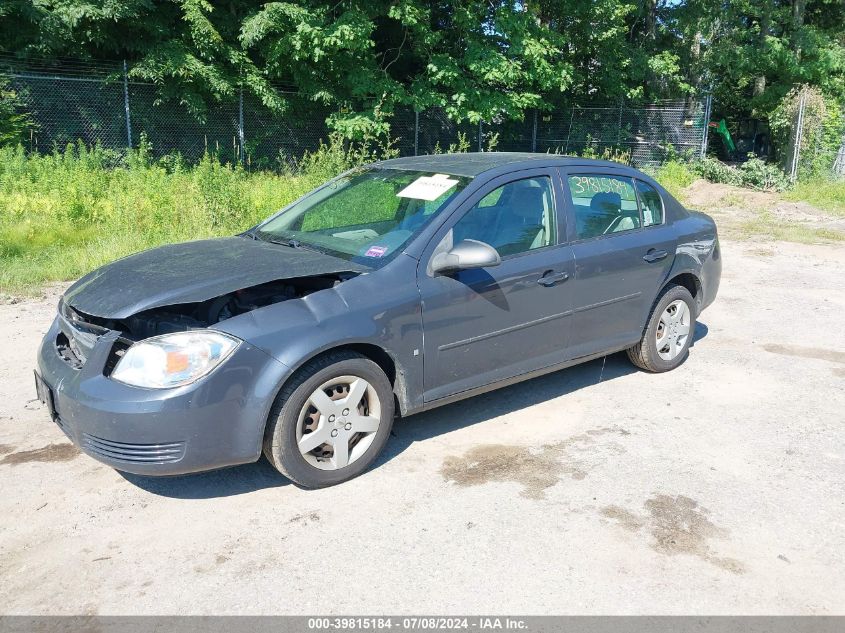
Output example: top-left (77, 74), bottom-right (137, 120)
top-left (538, 271), bottom-right (570, 287)
top-left (643, 249), bottom-right (668, 263)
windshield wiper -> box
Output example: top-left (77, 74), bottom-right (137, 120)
top-left (257, 233), bottom-right (324, 254)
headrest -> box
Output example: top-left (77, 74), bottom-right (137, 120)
top-left (508, 186), bottom-right (546, 220)
top-left (591, 192), bottom-right (621, 214)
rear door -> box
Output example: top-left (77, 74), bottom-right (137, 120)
top-left (417, 169), bottom-right (576, 402)
top-left (560, 168), bottom-right (676, 359)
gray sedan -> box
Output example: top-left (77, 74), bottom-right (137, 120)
top-left (35, 153), bottom-right (721, 488)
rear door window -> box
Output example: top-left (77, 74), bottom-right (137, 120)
top-left (567, 175), bottom-right (641, 240)
top-left (635, 180), bottom-right (664, 227)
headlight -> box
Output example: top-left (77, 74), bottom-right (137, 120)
top-left (111, 331), bottom-right (241, 389)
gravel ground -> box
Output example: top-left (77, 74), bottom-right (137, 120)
top-left (1, 237), bottom-right (844, 615)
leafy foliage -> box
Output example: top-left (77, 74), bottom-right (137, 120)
top-left (697, 0), bottom-right (845, 115)
top-left (693, 157), bottom-right (745, 186)
top-left (293, 131), bottom-right (399, 182)
top-left (662, 156), bottom-right (791, 191)
top-left (650, 160), bottom-right (697, 197)
top-left (1, 0), bottom-right (844, 161)
top-left (0, 75), bottom-right (32, 146)
top-left (733, 157), bottom-right (792, 191)
top-left (770, 85), bottom-right (845, 176)
top-left (693, 157), bottom-right (790, 191)
top-left (0, 137), bottom-right (369, 293)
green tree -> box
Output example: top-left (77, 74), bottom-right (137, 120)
top-left (240, 0), bottom-right (575, 134)
top-left (0, 0), bottom-right (843, 150)
top-left (0, 75), bottom-right (32, 146)
top-left (697, 0), bottom-right (845, 117)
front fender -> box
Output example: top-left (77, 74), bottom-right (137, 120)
top-left (215, 255), bottom-right (425, 414)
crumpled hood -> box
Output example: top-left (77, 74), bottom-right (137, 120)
top-left (63, 237), bottom-right (366, 319)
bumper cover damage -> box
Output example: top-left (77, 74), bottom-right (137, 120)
top-left (36, 316), bottom-right (291, 475)
top-left (31, 236), bottom-right (383, 475)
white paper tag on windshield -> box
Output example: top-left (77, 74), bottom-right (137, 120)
top-left (397, 173), bottom-right (458, 201)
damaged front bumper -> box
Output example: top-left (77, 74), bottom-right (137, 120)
top-left (35, 315), bottom-right (291, 476)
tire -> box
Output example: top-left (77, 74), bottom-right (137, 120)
top-left (263, 351), bottom-right (395, 488)
top-left (627, 284), bottom-right (696, 373)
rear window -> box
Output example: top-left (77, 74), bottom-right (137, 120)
top-left (567, 175), bottom-right (641, 240)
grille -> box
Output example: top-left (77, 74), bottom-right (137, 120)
top-left (56, 301), bottom-right (109, 368)
top-left (81, 434), bottom-right (185, 464)
top-left (55, 332), bottom-right (85, 369)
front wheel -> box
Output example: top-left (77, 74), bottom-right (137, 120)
top-left (627, 284), bottom-right (696, 373)
top-left (263, 351), bottom-right (395, 488)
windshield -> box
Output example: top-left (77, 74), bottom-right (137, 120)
top-left (254, 168), bottom-right (471, 266)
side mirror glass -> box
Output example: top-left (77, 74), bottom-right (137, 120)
top-left (430, 239), bottom-right (502, 274)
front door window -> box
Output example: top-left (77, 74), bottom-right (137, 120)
top-left (451, 176), bottom-right (555, 256)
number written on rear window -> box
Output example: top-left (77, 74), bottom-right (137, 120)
top-left (568, 174), bottom-right (640, 240)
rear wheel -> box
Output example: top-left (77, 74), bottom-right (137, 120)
top-left (263, 351), bottom-right (394, 488)
top-left (627, 284), bottom-right (696, 373)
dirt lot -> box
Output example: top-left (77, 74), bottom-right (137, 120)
top-left (1, 187), bottom-right (844, 614)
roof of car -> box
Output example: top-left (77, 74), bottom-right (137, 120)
top-left (373, 152), bottom-right (630, 178)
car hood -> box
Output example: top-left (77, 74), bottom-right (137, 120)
top-left (63, 236), bottom-right (367, 319)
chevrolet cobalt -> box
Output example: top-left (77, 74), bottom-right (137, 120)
top-left (36, 153), bottom-right (721, 488)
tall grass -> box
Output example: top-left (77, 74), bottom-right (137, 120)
top-left (648, 158), bottom-right (795, 198)
top-left (652, 158), bottom-right (845, 216)
top-left (4, 140), bottom-right (844, 295)
top-left (648, 161), bottom-right (697, 199)
top-left (785, 178), bottom-right (845, 216)
top-left (0, 137), bottom-right (379, 294)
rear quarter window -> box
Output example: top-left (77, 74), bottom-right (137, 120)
top-left (635, 180), bottom-right (664, 227)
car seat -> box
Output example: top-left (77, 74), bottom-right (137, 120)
top-left (590, 192), bottom-right (622, 215)
top-left (493, 185), bottom-right (547, 255)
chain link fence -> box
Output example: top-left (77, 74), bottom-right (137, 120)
top-left (785, 87), bottom-right (845, 180)
top-left (4, 59), bottom-right (710, 169)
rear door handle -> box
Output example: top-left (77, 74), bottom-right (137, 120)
top-left (538, 271), bottom-right (570, 287)
top-left (643, 249), bottom-right (668, 263)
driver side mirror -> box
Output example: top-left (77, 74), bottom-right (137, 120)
top-left (430, 239), bottom-right (501, 275)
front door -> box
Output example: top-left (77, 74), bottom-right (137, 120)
top-left (417, 170), bottom-right (576, 402)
